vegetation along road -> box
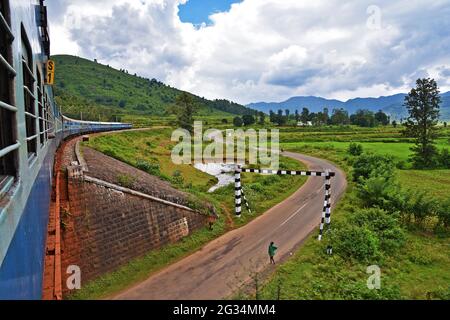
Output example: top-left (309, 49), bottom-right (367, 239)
top-left (113, 152), bottom-right (347, 300)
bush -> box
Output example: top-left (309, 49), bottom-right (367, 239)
top-left (435, 199), bottom-right (450, 230)
top-left (233, 116), bottom-right (243, 127)
top-left (249, 183), bottom-right (264, 193)
top-left (172, 170), bottom-right (184, 186)
top-left (117, 174), bottom-right (135, 188)
top-left (348, 208), bottom-right (406, 253)
top-left (406, 192), bottom-right (438, 227)
top-left (136, 159), bottom-right (160, 175)
top-left (356, 176), bottom-right (402, 211)
top-left (333, 225), bottom-right (380, 262)
top-left (438, 148), bottom-right (450, 168)
top-left (352, 153), bottom-right (395, 183)
top-left (348, 143), bottom-right (363, 156)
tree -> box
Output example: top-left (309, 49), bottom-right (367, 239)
top-left (331, 108), bottom-right (349, 125)
top-left (276, 109), bottom-right (286, 126)
top-left (170, 92), bottom-right (197, 133)
top-left (233, 116), bottom-right (243, 127)
top-left (375, 110), bottom-right (390, 126)
top-left (348, 143), bottom-right (363, 156)
top-left (351, 109), bottom-right (376, 127)
top-left (258, 112), bottom-right (266, 125)
top-left (269, 110), bottom-right (276, 123)
top-left (404, 78), bottom-right (441, 168)
top-left (242, 114), bottom-right (256, 126)
top-left (300, 108), bottom-right (310, 124)
top-left (295, 109), bottom-right (300, 122)
top-left (392, 120), bottom-right (398, 128)
top-left (285, 109), bottom-right (290, 118)
top-left (323, 108), bottom-right (330, 125)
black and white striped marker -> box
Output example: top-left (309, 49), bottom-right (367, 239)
top-left (235, 166), bottom-right (335, 241)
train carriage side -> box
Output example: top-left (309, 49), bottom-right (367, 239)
top-left (0, 0), bottom-right (131, 299)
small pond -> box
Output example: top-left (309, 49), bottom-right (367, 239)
top-left (194, 163), bottom-right (236, 193)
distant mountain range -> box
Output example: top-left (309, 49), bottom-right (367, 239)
top-left (248, 92), bottom-right (450, 120)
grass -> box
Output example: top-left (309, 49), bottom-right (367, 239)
top-left (252, 133), bottom-right (450, 300)
top-left (397, 170), bottom-right (450, 200)
top-left (69, 128), bottom-right (308, 299)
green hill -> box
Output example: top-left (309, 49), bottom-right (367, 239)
top-left (51, 55), bottom-right (255, 122)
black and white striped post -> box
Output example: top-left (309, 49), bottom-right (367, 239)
top-left (235, 166), bottom-right (242, 217)
top-left (235, 166), bottom-right (252, 217)
top-left (236, 167), bottom-right (335, 240)
top-left (318, 170), bottom-right (332, 241)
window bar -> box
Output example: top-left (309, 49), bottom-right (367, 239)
top-left (25, 111), bottom-right (37, 119)
top-left (22, 59), bottom-right (36, 81)
top-left (23, 85), bottom-right (35, 99)
top-left (0, 100), bottom-right (18, 112)
top-left (0, 12), bottom-right (14, 40)
top-left (25, 134), bottom-right (38, 142)
top-left (0, 54), bottom-right (16, 76)
top-left (0, 141), bottom-right (21, 159)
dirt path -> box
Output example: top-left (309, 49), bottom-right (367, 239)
top-left (113, 152), bottom-right (347, 300)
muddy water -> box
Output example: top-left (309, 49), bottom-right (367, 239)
top-left (194, 163), bottom-right (236, 193)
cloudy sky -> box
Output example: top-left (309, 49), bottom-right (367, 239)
top-left (47, 0), bottom-right (450, 104)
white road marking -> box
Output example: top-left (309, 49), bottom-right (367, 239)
top-left (280, 203), bottom-right (308, 227)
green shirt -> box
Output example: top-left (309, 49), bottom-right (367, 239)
top-left (268, 244), bottom-right (278, 257)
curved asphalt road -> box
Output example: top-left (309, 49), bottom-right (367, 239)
top-left (114, 152), bottom-right (347, 300)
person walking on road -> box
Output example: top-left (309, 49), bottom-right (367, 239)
top-left (268, 242), bottom-right (278, 265)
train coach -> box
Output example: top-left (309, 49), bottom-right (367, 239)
top-left (0, 0), bottom-right (131, 299)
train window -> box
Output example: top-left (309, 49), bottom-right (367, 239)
top-left (21, 26), bottom-right (37, 161)
top-left (36, 68), bottom-right (44, 146)
top-left (0, 0), bottom-right (18, 192)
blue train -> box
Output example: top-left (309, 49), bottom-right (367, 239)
top-left (0, 0), bottom-right (132, 299)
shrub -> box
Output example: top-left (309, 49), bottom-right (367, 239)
top-left (348, 208), bottom-right (406, 253)
top-left (352, 153), bottom-right (395, 183)
top-left (348, 143), bottom-right (363, 156)
top-left (249, 183), bottom-right (264, 193)
top-left (117, 174), bottom-right (135, 188)
top-left (172, 170), bottom-right (184, 186)
top-left (438, 148), bottom-right (450, 168)
top-left (233, 116), bottom-right (243, 127)
top-left (406, 192), bottom-right (438, 227)
top-left (435, 198), bottom-right (450, 229)
top-left (396, 160), bottom-right (407, 170)
top-left (356, 176), bottom-right (402, 212)
top-left (136, 159), bottom-right (160, 175)
top-left (333, 225), bottom-right (380, 262)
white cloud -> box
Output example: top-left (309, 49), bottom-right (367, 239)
top-left (47, 0), bottom-right (450, 104)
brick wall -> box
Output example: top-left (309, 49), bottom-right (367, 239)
top-left (61, 174), bottom-right (207, 294)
